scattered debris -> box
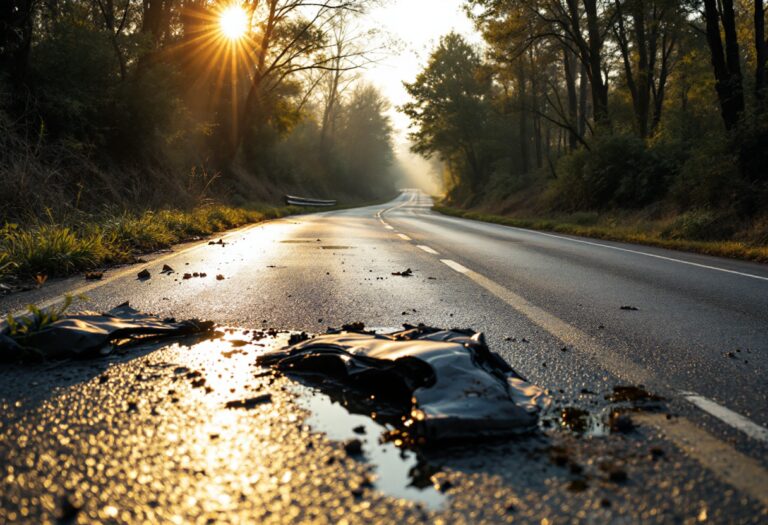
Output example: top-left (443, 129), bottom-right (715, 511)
top-left (343, 439), bottom-right (364, 456)
top-left (288, 332), bottom-right (309, 345)
top-left (216, 274), bottom-right (225, 281)
top-left (34, 274), bottom-right (48, 287)
top-left (209, 239), bottom-right (226, 246)
top-left (161, 265), bottom-right (175, 274)
top-left (85, 271), bottom-right (104, 281)
top-left (391, 268), bottom-right (414, 277)
top-left (137, 269), bottom-right (151, 280)
top-left (620, 305), bottom-right (639, 311)
top-left (607, 385), bottom-right (663, 404)
top-left (225, 394), bottom-right (272, 409)
top-left (559, 407), bottom-right (590, 433)
top-left (258, 326), bottom-right (550, 442)
top-left (183, 273), bottom-right (192, 280)
top-left (609, 411), bottom-right (635, 433)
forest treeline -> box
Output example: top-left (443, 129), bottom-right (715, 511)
top-left (0, 0), bottom-right (395, 222)
top-left (404, 0), bottom-right (767, 244)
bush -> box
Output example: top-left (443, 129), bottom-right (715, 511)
top-left (670, 136), bottom-right (744, 210)
top-left (550, 133), bottom-right (667, 211)
top-left (660, 209), bottom-right (735, 241)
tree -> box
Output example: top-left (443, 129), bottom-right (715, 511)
top-left (611, 0), bottom-right (683, 137)
top-left (401, 33), bottom-right (494, 194)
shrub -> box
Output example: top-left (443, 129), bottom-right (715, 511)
top-left (669, 134), bottom-right (744, 211)
top-left (550, 133), bottom-right (667, 211)
top-left (660, 209), bottom-right (735, 241)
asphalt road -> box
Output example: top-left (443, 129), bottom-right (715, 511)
top-left (1, 190), bottom-right (767, 523)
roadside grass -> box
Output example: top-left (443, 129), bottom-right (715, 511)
top-left (0, 204), bottom-right (308, 281)
top-left (434, 206), bottom-right (768, 264)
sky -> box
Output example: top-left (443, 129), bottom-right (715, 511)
top-left (357, 0), bottom-right (480, 192)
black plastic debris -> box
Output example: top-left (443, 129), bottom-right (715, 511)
top-left (0, 304), bottom-right (214, 361)
top-left (391, 268), bottom-right (413, 277)
top-left (257, 326), bottom-right (550, 442)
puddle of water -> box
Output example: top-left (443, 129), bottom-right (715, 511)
top-left (292, 385), bottom-right (448, 510)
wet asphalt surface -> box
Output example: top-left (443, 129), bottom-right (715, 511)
top-left (1, 191), bottom-right (767, 523)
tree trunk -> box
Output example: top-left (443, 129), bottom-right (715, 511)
top-left (517, 61), bottom-right (530, 174)
top-left (703, 0), bottom-right (744, 130)
top-left (578, 62), bottom-right (589, 138)
top-left (583, 0), bottom-right (609, 126)
top-left (563, 47), bottom-right (579, 149)
top-left (756, 0), bottom-right (767, 99)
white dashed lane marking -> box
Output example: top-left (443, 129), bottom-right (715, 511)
top-left (417, 245), bottom-right (439, 255)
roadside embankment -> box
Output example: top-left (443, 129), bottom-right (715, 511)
top-left (434, 206), bottom-right (768, 264)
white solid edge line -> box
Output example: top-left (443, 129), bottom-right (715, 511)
top-left (681, 392), bottom-right (768, 443)
top-left (397, 234), bottom-right (412, 241)
top-left (441, 259), bottom-right (469, 274)
top-left (438, 251), bottom-right (768, 444)
top-left (418, 245), bottom-right (439, 255)
top-left (440, 214), bottom-right (768, 282)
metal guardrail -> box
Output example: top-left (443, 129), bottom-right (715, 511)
top-left (284, 195), bottom-right (337, 207)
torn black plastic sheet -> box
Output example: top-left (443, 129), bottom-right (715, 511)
top-left (258, 326), bottom-right (551, 442)
top-left (0, 304), bottom-right (214, 361)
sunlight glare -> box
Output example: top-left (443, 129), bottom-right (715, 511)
top-left (220, 5), bottom-right (248, 40)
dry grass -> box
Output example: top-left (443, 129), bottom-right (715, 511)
top-left (0, 204), bottom-right (306, 281)
top-left (434, 206), bottom-right (768, 264)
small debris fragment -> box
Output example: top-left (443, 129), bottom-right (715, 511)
top-left (85, 271), bottom-right (104, 280)
top-left (288, 332), bottom-right (309, 345)
top-left (620, 305), bottom-right (639, 311)
top-left (225, 394), bottom-right (272, 409)
top-left (137, 269), bottom-right (151, 280)
top-left (56, 495), bottom-right (81, 523)
top-left (161, 264), bottom-right (175, 274)
top-left (342, 322), bottom-right (366, 332)
top-left (353, 425), bottom-right (366, 435)
top-left (567, 479), bottom-right (588, 492)
top-left (209, 239), bottom-right (226, 246)
top-left (183, 273), bottom-right (193, 280)
top-left (608, 468), bottom-right (628, 483)
top-left (608, 385), bottom-right (663, 403)
top-left (391, 268), bottom-right (414, 277)
top-left (216, 274), bottom-right (225, 281)
top-left (343, 439), bottom-right (364, 456)
top-left (609, 411), bottom-right (635, 433)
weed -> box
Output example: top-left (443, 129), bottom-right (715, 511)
top-left (5, 294), bottom-right (83, 339)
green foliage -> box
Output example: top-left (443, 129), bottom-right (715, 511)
top-left (5, 294), bottom-right (84, 339)
top-left (0, 203), bottom-right (331, 281)
top-left (550, 134), bottom-right (668, 211)
top-left (660, 209), bottom-right (735, 241)
top-left (2, 224), bottom-right (110, 277)
top-left (670, 136), bottom-right (742, 210)
top-left (401, 33), bottom-right (494, 193)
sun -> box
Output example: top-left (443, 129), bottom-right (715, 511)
top-left (220, 5), bottom-right (248, 40)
